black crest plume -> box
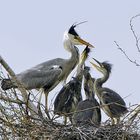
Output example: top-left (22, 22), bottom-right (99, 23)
top-left (68, 21), bottom-right (88, 36)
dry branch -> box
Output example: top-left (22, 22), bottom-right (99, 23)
top-left (130, 14), bottom-right (140, 53)
top-left (114, 14), bottom-right (140, 66)
top-left (0, 55), bottom-right (39, 118)
top-left (1, 44), bottom-right (140, 139)
top-left (0, 65), bottom-right (140, 139)
top-left (114, 41), bottom-right (140, 66)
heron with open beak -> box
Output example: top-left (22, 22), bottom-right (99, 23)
top-left (1, 23), bottom-right (94, 118)
top-left (90, 58), bottom-right (127, 124)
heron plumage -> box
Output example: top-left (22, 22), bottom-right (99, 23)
top-left (1, 24), bottom-right (94, 119)
top-left (72, 66), bottom-right (101, 125)
top-left (90, 59), bottom-right (127, 124)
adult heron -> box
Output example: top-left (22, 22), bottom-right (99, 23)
top-left (1, 23), bottom-right (94, 117)
top-left (72, 66), bottom-right (101, 126)
top-left (54, 46), bottom-right (90, 124)
top-left (90, 58), bottom-right (127, 124)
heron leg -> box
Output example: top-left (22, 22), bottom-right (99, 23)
top-left (116, 118), bottom-right (120, 124)
top-left (45, 92), bottom-right (51, 119)
top-left (37, 91), bottom-right (43, 116)
top-left (111, 118), bottom-right (115, 125)
top-left (69, 116), bottom-right (73, 124)
top-left (63, 116), bottom-right (67, 125)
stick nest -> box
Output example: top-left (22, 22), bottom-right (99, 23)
top-left (0, 67), bottom-right (140, 140)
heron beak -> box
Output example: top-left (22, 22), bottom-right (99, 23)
top-left (90, 61), bottom-right (100, 70)
top-left (92, 58), bottom-right (102, 67)
top-left (90, 58), bottom-right (102, 71)
top-left (76, 36), bottom-right (94, 48)
top-left (80, 46), bottom-right (90, 63)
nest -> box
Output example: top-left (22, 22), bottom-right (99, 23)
top-left (0, 58), bottom-right (140, 140)
top-left (0, 98), bottom-right (140, 140)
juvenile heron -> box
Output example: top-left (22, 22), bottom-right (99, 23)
top-left (72, 66), bottom-right (101, 126)
top-left (54, 46), bottom-right (91, 124)
top-left (1, 23), bottom-right (94, 117)
top-left (90, 58), bottom-right (127, 124)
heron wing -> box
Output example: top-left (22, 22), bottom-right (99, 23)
top-left (73, 99), bottom-right (101, 124)
top-left (54, 79), bottom-right (82, 115)
top-left (73, 100), bottom-right (94, 123)
top-left (101, 88), bottom-right (127, 116)
top-left (16, 65), bottom-right (62, 89)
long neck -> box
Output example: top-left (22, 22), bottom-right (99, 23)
top-left (85, 78), bottom-right (95, 100)
top-left (69, 46), bottom-right (79, 65)
top-left (62, 40), bottom-right (79, 83)
top-left (63, 40), bottom-right (79, 63)
top-left (94, 71), bottom-right (109, 98)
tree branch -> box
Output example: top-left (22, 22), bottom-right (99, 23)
top-left (0, 93), bottom-right (24, 105)
top-left (114, 41), bottom-right (140, 66)
top-left (0, 55), bottom-right (39, 119)
top-left (130, 14), bottom-right (140, 53)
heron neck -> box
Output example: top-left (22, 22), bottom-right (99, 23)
top-left (70, 46), bottom-right (79, 63)
top-left (63, 40), bottom-right (79, 61)
top-left (62, 42), bottom-right (79, 83)
top-left (94, 72), bottom-right (109, 97)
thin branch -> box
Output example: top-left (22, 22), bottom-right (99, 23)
top-left (128, 103), bottom-right (140, 124)
top-left (114, 41), bottom-right (140, 66)
top-left (130, 14), bottom-right (140, 52)
top-left (0, 94), bottom-right (24, 105)
top-left (0, 55), bottom-right (39, 119)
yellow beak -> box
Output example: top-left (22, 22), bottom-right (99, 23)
top-left (90, 58), bottom-right (102, 72)
top-left (76, 36), bottom-right (94, 48)
top-left (90, 61), bottom-right (100, 70)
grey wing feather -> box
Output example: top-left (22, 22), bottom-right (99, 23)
top-left (33, 58), bottom-right (65, 71)
top-left (73, 99), bottom-right (101, 125)
top-left (73, 100), bottom-right (94, 123)
top-left (101, 89), bottom-right (127, 116)
top-left (54, 79), bottom-right (82, 115)
top-left (16, 66), bottom-right (62, 89)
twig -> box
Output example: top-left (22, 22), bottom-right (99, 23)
top-left (130, 14), bottom-right (140, 53)
top-left (128, 103), bottom-right (140, 124)
top-left (0, 94), bottom-right (24, 105)
top-left (114, 41), bottom-right (140, 66)
top-left (0, 55), bottom-right (39, 119)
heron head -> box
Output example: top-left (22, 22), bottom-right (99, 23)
top-left (90, 58), bottom-right (112, 75)
top-left (64, 22), bottom-right (94, 48)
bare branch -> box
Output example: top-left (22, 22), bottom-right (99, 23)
top-left (0, 94), bottom-right (24, 105)
top-left (130, 14), bottom-right (140, 52)
top-left (114, 41), bottom-right (140, 66)
top-left (0, 55), bottom-right (39, 118)
top-left (128, 103), bottom-right (140, 123)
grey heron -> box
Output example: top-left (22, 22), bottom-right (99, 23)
top-left (90, 58), bottom-right (128, 124)
top-left (1, 23), bottom-right (94, 118)
top-left (54, 46), bottom-right (91, 124)
top-left (72, 66), bottom-right (101, 126)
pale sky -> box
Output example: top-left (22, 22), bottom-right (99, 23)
top-left (0, 0), bottom-right (140, 121)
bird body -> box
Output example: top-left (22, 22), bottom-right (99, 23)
top-left (73, 66), bottom-right (101, 125)
top-left (54, 47), bottom-right (91, 123)
top-left (1, 24), bottom-right (93, 92)
top-left (54, 74), bottom-right (83, 117)
top-left (95, 86), bottom-right (127, 120)
top-left (90, 59), bottom-right (127, 124)
top-left (1, 23), bottom-right (94, 118)
top-left (73, 97), bottom-right (101, 125)
top-left (1, 47), bottom-right (79, 91)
